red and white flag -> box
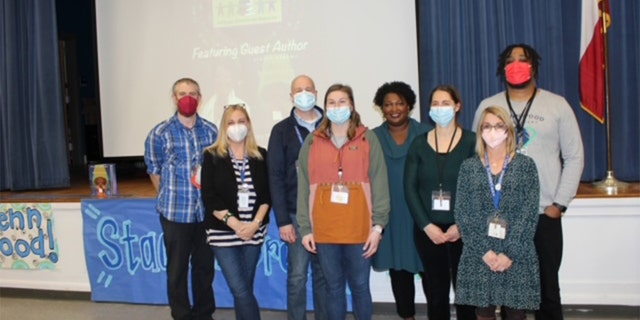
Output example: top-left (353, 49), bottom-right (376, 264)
top-left (579, 0), bottom-right (610, 124)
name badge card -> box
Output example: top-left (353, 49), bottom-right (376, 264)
top-left (487, 216), bottom-right (507, 239)
top-left (331, 184), bottom-right (349, 204)
top-left (431, 190), bottom-right (451, 211)
top-left (238, 189), bottom-right (250, 209)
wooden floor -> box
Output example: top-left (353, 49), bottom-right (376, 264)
top-left (0, 173), bottom-right (157, 203)
top-left (0, 169), bottom-right (638, 203)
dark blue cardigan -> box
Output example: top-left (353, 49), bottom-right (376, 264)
top-left (267, 106), bottom-right (323, 227)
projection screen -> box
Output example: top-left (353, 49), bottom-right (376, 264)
top-left (95, 0), bottom-right (420, 157)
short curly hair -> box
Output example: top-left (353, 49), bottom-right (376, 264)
top-left (497, 43), bottom-right (542, 81)
top-left (373, 81), bottom-right (417, 111)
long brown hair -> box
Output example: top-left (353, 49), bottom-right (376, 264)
top-left (316, 83), bottom-right (363, 140)
top-left (207, 104), bottom-right (263, 159)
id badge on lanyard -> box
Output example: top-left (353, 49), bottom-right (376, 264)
top-left (487, 215), bottom-right (507, 239)
top-left (431, 189), bottom-right (451, 211)
top-left (516, 129), bottom-right (530, 155)
top-left (331, 184), bottom-right (350, 204)
top-left (238, 188), bottom-right (250, 209)
top-left (331, 167), bottom-right (349, 204)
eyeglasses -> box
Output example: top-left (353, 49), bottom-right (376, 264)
top-left (223, 103), bottom-right (246, 110)
top-left (480, 123), bottom-right (507, 132)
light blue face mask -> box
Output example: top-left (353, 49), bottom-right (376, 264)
top-left (293, 91), bottom-right (316, 111)
top-left (326, 106), bottom-right (352, 125)
top-left (429, 106), bottom-right (456, 127)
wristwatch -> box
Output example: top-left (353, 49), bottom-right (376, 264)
top-left (372, 225), bottom-right (384, 235)
top-left (222, 212), bottom-right (234, 224)
top-left (552, 202), bottom-right (567, 213)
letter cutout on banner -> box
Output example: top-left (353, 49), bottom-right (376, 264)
top-left (0, 204), bottom-right (58, 270)
top-left (81, 199), bottom-right (295, 308)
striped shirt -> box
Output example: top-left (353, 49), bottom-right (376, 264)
top-left (144, 114), bottom-right (217, 223)
top-left (206, 158), bottom-right (268, 246)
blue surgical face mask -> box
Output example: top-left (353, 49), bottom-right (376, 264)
top-left (429, 106), bottom-right (456, 127)
top-left (293, 91), bottom-right (316, 112)
top-left (326, 106), bottom-right (352, 125)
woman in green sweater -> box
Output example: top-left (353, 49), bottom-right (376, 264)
top-left (404, 85), bottom-right (476, 320)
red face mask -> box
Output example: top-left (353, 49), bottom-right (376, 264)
top-left (505, 61), bottom-right (532, 86)
top-left (177, 96), bottom-right (198, 117)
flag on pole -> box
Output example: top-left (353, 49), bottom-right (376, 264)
top-left (579, 0), bottom-right (610, 124)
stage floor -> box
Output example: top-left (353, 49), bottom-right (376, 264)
top-left (0, 172), bottom-right (638, 203)
top-left (0, 176), bottom-right (157, 202)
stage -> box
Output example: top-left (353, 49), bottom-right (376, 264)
top-left (1, 171), bottom-right (639, 202)
top-left (1, 173), bottom-right (639, 306)
top-left (0, 174), bottom-right (158, 203)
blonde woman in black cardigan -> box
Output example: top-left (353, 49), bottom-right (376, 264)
top-left (201, 104), bottom-right (270, 320)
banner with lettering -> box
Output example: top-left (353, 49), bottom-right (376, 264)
top-left (81, 198), bottom-right (290, 308)
top-left (0, 203), bottom-right (59, 270)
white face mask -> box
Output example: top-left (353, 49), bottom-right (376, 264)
top-left (227, 123), bottom-right (248, 142)
top-left (482, 129), bottom-right (508, 149)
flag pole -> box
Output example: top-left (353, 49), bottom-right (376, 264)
top-left (593, 0), bottom-right (628, 195)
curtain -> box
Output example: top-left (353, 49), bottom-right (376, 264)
top-left (417, 0), bottom-right (639, 182)
top-left (0, 0), bottom-right (69, 190)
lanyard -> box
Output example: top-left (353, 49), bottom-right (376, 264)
top-left (484, 153), bottom-right (510, 210)
top-left (505, 88), bottom-right (537, 146)
top-left (435, 126), bottom-right (458, 188)
top-left (334, 142), bottom-right (344, 184)
top-left (294, 126), bottom-right (304, 145)
top-left (228, 148), bottom-right (248, 185)
top-left (330, 132), bottom-right (346, 183)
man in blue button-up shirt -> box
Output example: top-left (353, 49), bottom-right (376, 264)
top-left (145, 77), bottom-right (218, 320)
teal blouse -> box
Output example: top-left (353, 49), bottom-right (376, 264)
top-left (371, 119), bottom-right (430, 273)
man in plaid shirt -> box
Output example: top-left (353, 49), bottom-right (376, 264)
top-left (145, 78), bottom-right (218, 320)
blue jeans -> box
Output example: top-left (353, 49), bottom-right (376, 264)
top-left (288, 214), bottom-right (328, 320)
top-left (212, 244), bottom-right (262, 320)
top-left (316, 243), bottom-right (372, 320)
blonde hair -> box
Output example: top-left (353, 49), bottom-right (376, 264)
top-left (207, 104), bottom-right (263, 159)
top-left (475, 106), bottom-right (518, 158)
top-left (316, 83), bottom-right (363, 140)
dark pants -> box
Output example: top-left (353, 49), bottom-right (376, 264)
top-left (534, 214), bottom-right (564, 320)
top-left (160, 216), bottom-right (215, 320)
top-left (414, 224), bottom-right (475, 320)
top-left (478, 305), bottom-right (526, 320)
top-left (389, 269), bottom-right (427, 318)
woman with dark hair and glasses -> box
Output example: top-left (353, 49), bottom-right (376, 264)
top-left (455, 106), bottom-right (540, 320)
top-left (201, 104), bottom-right (270, 320)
